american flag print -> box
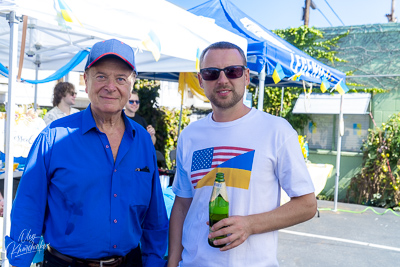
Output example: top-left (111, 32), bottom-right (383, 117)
top-left (190, 146), bottom-right (253, 188)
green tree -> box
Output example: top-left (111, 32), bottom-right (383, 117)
top-left (134, 79), bottom-right (166, 153)
top-left (273, 25), bottom-right (348, 64)
top-left (133, 79), bottom-right (191, 168)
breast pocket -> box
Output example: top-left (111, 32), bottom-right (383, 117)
top-left (125, 170), bottom-right (153, 204)
top-left (125, 170), bottom-right (153, 227)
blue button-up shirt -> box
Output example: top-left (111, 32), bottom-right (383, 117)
top-left (5, 105), bottom-right (168, 267)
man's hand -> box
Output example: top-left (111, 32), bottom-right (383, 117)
top-left (146, 125), bottom-right (156, 145)
top-left (207, 215), bottom-right (252, 251)
top-left (146, 125), bottom-right (156, 136)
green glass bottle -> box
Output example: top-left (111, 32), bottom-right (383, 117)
top-left (208, 172), bottom-right (229, 248)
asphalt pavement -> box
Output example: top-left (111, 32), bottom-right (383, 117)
top-left (277, 200), bottom-right (400, 267)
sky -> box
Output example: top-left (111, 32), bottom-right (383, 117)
top-left (167, 0), bottom-right (399, 30)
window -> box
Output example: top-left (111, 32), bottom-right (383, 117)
top-left (305, 114), bottom-right (369, 152)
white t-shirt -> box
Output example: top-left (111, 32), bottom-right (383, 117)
top-left (43, 106), bottom-right (80, 125)
top-left (172, 108), bottom-right (315, 267)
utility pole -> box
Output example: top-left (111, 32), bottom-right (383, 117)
top-left (386, 0), bottom-right (397, 22)
top-left (304, 0), bottom-right (311, 26)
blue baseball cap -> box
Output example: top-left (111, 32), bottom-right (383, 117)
top-left (85, 39), bottom-right (137, 73)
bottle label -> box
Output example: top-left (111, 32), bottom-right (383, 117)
top-left (213, 182), bottom-right (222, 188)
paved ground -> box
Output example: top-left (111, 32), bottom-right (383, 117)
top-left (277, 200), bottom-right (400, 267)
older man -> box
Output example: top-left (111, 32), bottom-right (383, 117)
top-left (6, 39), bottom-right (168, 267)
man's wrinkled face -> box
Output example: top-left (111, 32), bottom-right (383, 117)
top-left (84, 57), bottom-right (135, 116)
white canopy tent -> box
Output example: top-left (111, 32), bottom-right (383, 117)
top-left (0, 0), bottom-right (247, 73)
top-left (0, 1), bottom-right (247, 265)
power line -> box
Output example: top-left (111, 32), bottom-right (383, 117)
top-left (316, 8), bottom-right (333, 26)
top-left (324, 0), bottom-right (345, 26)
top-left (304, 0), bottom-right (333, 26)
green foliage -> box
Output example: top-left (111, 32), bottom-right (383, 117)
top-left (133, 79), bottom-right (190, 169)
top-left (134, 79), bottom-right (167, 151)
top-left (248, 85), bottom-right (310, 134)
top-left (347, 113), bottom-right (400, 209)
top-left (253, 26), bottom-right (384, 135)
top-left (273, 26), bottom-right (349, 64)
top-left (162, 107), bottom-right (191, 168)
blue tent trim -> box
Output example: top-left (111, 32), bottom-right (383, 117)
top-left (0, 50), bottom-right (89, 84)
top-left (188, 0), bottom-right (346, 86)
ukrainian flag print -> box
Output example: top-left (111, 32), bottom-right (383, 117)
top-left (190, 146), bottom-right (255, 190)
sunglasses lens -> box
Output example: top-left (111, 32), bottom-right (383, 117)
top-left (200, 66), bottom-right (245, 81)
top-left (225, 66), bottom-right (244, 79)
top-left (129, 100), bottom-right (140, 104)
top-left (200, 69), bottom-right (220, 81)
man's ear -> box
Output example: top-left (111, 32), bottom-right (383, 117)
top-left (197, 73), bottom-right (204, 88)
top-left (244, 68), bottom-right (250, 86)
top-left (83, 72), bottom-right (89, 93)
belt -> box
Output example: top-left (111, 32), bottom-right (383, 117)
top-left (47, 245), bottom-right (126, 267)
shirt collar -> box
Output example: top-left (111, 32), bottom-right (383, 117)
top-left (81, 104), bottom-right (136, 138)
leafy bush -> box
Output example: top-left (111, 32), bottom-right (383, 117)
top-left (134, 79), bottom-right (190, 169)
top-left (247, 86), bottom-right (310, 134)
top-left (162, 107), bottom-right (191, 168)
top-left (347, 113), bottom-right (400, 209)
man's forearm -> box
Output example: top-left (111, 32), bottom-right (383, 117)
top-left (249, 192), bottom-right (317, 234)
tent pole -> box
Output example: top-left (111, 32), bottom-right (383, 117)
top-left (2, 11), bottom-right (19, 267)
top-left (280, 86), bottom-right (284, 116)
top-left (34, 63), bottom-right (39, 110)
top-left (257, 66), bottom-right (266, 111)
top-left (177, 104), bottom-right (183, 137)
top-left (333, 94), bottom-right (344, 211)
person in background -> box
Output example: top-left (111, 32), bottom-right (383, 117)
top-left (168, 41), bottom-right (317, 267)
top-left (124, 90), bottom-right (156, 145)
top-left (43, 82), bottom-right (80, 125)
top-left (6, 39), bottom-right (168, 267)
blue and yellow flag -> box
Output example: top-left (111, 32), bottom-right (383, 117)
top-left (334, 79), bottom-right (349, 95)
top-left (320, 76), bottom-right (330, 93)
top-left (288, 72), bottom-right (302, 81)
top-left (195, 48), bottom-right (201, 72)
top-left (272, 63), bottom-right (285, 84)
top-left (54, 0), bottom-right (82, 27)
top-left (142, 30), bottom-right (161, 61)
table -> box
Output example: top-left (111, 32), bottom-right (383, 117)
top-left (0, 170), bottom-right (23, 201)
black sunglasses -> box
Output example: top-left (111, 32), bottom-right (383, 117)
top-left (129, 100), bottom-right (140, 104)
top-left (199, 65), bottom-right (247, 81)
top-left (70, 92), bottom-right (77, 96)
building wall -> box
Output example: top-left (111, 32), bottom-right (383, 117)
top-left (309, 151), bottom-right (363, 201)
top-left (372, 88), bottom-right (400, 126)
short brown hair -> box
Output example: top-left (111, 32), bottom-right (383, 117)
top-left (199, 41), bottom-right (247, 68)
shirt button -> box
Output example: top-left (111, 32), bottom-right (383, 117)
top-left (114, 194), bottom-right (117, 197)
top-left (114, 219), bottom-right (117, 223)
top-left (106, 145), bottom-right (109, 148)
top-left (114, 169), bottom-right (117, 172)
top-left (113, 245), bottom-right (117, 249)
